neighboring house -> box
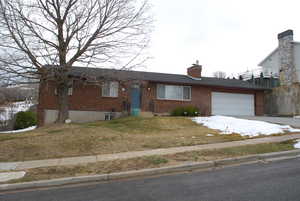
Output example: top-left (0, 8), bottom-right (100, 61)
top-left (259, 30), bottom-right (300, 116)
top-left (259, 29), bottom-right (300, 83)
top-left (37, 64), bottom-right (267, 126)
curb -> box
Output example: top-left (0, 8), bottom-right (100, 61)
top-left (1, 149), bottom-right (300, 192)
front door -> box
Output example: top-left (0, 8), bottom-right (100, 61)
top-left (131, 84), bottom-right (141, 116)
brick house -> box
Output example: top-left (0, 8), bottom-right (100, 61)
top-left (37, 63), bottom-right (266, 126)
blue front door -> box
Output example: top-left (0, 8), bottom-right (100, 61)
top-left (131, 85), bottom-right (141, 116)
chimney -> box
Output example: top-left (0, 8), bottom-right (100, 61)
top-left (278, 29), bottom-right (297, 85)
top-left (187, 60), bottom-right (202, 78)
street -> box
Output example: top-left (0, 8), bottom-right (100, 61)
top-left (1, 158), bottom-right (300, 201)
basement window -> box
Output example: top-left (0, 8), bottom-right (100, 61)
top-left (104, 113), bottom-right (114, 121)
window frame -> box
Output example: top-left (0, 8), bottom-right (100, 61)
top-left (101, 81), bottom-right (119, 98)
top-left (156, 84), bottom-right (191, 101)
top-left (54, 87), bottom-right (73, 96)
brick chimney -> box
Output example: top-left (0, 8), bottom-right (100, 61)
top-left (187, 60), bottom-right (202, 78)
top-left (278, 29), bottom-right (297, 85)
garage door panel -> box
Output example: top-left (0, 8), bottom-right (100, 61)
top-left (212, 92), bottom-right (254, 116)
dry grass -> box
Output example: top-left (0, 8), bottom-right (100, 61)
top-left (4, 140), bottom-right (296, 184)
top-left (0, 116), bottom-right (249, 162)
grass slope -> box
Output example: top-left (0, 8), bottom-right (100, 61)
top-left (0, 117), bottom-right (245, 162)
top-left (4, 140), bottom-right (296, 184)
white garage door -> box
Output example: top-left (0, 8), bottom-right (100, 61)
top-left (212, 92), bottom-right (255, 116)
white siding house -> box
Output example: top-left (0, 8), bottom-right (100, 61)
top-left (259, 30), bottom-right (300, 83)
top-left (258, 48), bottom-right (280, 77)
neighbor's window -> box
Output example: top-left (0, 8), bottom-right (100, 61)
top-left (102, 81), bottom-right (119, 97)
top-left (157, 84), bottom-right (191, 101)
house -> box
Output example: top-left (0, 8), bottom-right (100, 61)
top-left (259, 29), bottom-right (300, 83)
top-left (259, 30), bottom-right (300, 116)
top-left (37, 64), bottom-right (267, 126)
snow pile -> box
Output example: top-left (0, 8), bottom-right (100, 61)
top-left (0, 171), bottom-right (26, 183)
top-left (294, 139), bottom-right (300, 149)
top-left (206, 134), bottom-right (214, 137)
top-left (192, 116), bottom-right (300, 137)
top-left (294, 142), bottom-right (300, 149)
top-left (0, 126), bottom-right (36, 134)
top-left (0, 101), bottom-right (33, 121)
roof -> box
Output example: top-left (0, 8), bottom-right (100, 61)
top-left (68, 66), bottom-right (268, 90)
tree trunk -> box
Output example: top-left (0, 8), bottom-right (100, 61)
top-left (56, 83), bottom-right (69, 123)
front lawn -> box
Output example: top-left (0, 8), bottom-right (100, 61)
top-left (3, 140), bottom-right (296, 184)
top-left (0, 117), bottom-right (245, 162)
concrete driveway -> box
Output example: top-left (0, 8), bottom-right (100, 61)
top-left (235, 116), bottom-right (300, 128)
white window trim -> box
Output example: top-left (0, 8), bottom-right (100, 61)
top-left (102, 81), bottom-right (119, 98)
top-left (156, 84), bottom-right (191, 101)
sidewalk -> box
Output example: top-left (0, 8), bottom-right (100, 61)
top-left (1, 133), bottom-right (300, 171)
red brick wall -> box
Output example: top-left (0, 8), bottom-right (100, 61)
top-left (38, 80), bottom-right (265, 125)
top-left (255, 91), bottom-right (264, 116)
top-left (142, 83), bottom-right (211, 116)
top-left (38, 80), bottom-right (130, 126)
top-left (39, 81), bottom-right (129, 111)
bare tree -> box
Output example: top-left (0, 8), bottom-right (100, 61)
top-left (0, 0), bottom-right (152, 123)
top-left (213, 71), bottom-right (226, 79)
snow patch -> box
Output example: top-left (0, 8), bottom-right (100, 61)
top-left (192, 116), bottom-right (300, 137)
top-left (206, 134), bottom-right (214, 137)
top-left (0, 171), bottom-right (26, 183)
top-left (0, 101), bottom-right (34, 121)
top-left (294, 142), bottom-right (300, 149)
top-left (294, 139), bottom-right (300, 149)
top-left (0, 126), bottom-right (36, 134)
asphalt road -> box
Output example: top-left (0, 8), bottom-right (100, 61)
top-left (1, 158), bottom-right (300, 201)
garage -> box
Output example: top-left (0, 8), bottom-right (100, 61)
top-left (211, 92), bottom-right (255, 116)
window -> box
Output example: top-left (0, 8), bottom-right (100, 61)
top-left (102, 81), bottom-right (119, 97)
top-left (104, 113), bottom-right (115, 120)
top-left (157, 84), bottom-right (191, 101)
top-left (54, 87), bottom-right (73, 96)
top-left (68, 87), bottom-right (73, 96)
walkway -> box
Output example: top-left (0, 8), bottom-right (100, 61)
top-left (1, 133), bottom-right (300, 171)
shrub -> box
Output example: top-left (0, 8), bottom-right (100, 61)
top-left (14, 111), bottom-right (37, 130)
top-left (170, 107), bottom-right (185, 116)
top-left (171, 106), bottom-right (200, 117)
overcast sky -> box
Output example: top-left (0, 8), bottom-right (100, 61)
top-left (144, 0), bottom-right (300, 77)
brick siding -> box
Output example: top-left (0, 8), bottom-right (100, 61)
top-left (38, 80), bottom-right (265, 126)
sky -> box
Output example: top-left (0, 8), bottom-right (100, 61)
top-left (144, 0), bottom-right (300, 77)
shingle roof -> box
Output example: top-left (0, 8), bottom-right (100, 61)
top-left (69, 66), bottom-right (268, 90)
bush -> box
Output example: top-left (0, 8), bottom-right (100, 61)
top-left (171, 107), bottom-right (185, 116)
top-left (171, 106), bottom-right (200, 117)
top-left (14, 111), bottom-right (37, 130)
